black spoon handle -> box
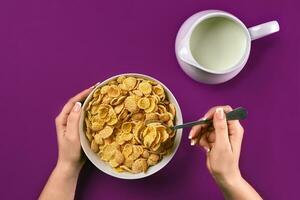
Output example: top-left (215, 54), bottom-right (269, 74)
top-left (172, 107), bottom-right (248, 130)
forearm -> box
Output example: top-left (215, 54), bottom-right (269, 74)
top-left (216, 175), bottom-right (263, 200)
top-left (39, 163), bottom-right (81, 200)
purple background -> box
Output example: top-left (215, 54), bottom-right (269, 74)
top-left (0, 0), bottom-right (299, 199)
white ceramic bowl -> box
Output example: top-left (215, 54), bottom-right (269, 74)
top-left (79, 73), bottom-right (183, 179)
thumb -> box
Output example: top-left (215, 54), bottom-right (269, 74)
top-left (66, 102), bottom-right (82, 138)
top-left (213, 107), bottom-right (231, 150)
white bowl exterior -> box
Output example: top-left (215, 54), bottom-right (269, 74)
top-left (79, 73), bottom-right (183, 179)
top-left (175, 10), bottom-right (250, 84)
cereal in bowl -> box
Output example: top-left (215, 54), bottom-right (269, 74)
top-left (84, 75), bottom-right (176, 173)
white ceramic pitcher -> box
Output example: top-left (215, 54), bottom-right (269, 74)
top-left (175, 10), bottom-right (279, 84)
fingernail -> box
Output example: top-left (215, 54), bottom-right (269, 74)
top-left (73, 102), bottom-right (82, 112)
top-left (204, 147), bottom-right (210, 153)
top-left (91, 82), bottom-right (101, 89)
top-left (188, 132), bottom-right (192, 139)
top-left (216, 108), bottom-right (224, 119)
top-left (190, 140), bottom-right (196, 146)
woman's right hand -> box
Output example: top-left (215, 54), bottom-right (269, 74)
top-left (189, 106), bottom-right (262, 200)
top-left (189, 106), bottom-right (244, 185)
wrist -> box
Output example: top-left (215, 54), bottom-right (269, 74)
top-left (214, 170), bottom-right (243, 188)
top-left (55, 160), bottom-right (83, 178)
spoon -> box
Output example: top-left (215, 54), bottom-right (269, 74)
top-left (145, 107), bottom-right (248, 130)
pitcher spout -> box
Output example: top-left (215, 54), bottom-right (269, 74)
top-left (178, 43), bottom-right (199, 67)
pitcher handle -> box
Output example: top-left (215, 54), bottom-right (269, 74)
top-left (248, 20), bottom-right (280, 41)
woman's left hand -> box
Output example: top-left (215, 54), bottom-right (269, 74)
top-left (54, 87), bottom-right (93, 174)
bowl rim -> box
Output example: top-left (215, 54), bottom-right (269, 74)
top-left (79, 73), bottom-right (183, 179)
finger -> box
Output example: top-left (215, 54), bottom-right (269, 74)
top-left (188, 117), bottom-right (207, 139)
top-left (206, 154), bottom-right (211, 171)
top-left (228, 120), bottom-right (244, 157)
top-left (56, 88), bottom-right (92, 129)
top-left (191, 136), bottom-right (201, 146)
top-left (66, 102), bottom-right (82, 138)
top-left (190, 125), bottom-right (208, 146)
top-left (189, 106), bottom-right (232, 141)
top-left (204, 105), bottom-right (233, 120)
top-left (194, 129), bottom-right (215, 146)
top-left (198, 135), bottom-right (211, 152)
top-left (213, 107), bottom-right (231, 150)
top-left (91, 82), bottom-right (101, 89)
top-left (63, 88), bottom-right (92, 115)
top-left (228, 119), bottom-right (243, 137)
top-left (207, 131), bottom-right (216, 143)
